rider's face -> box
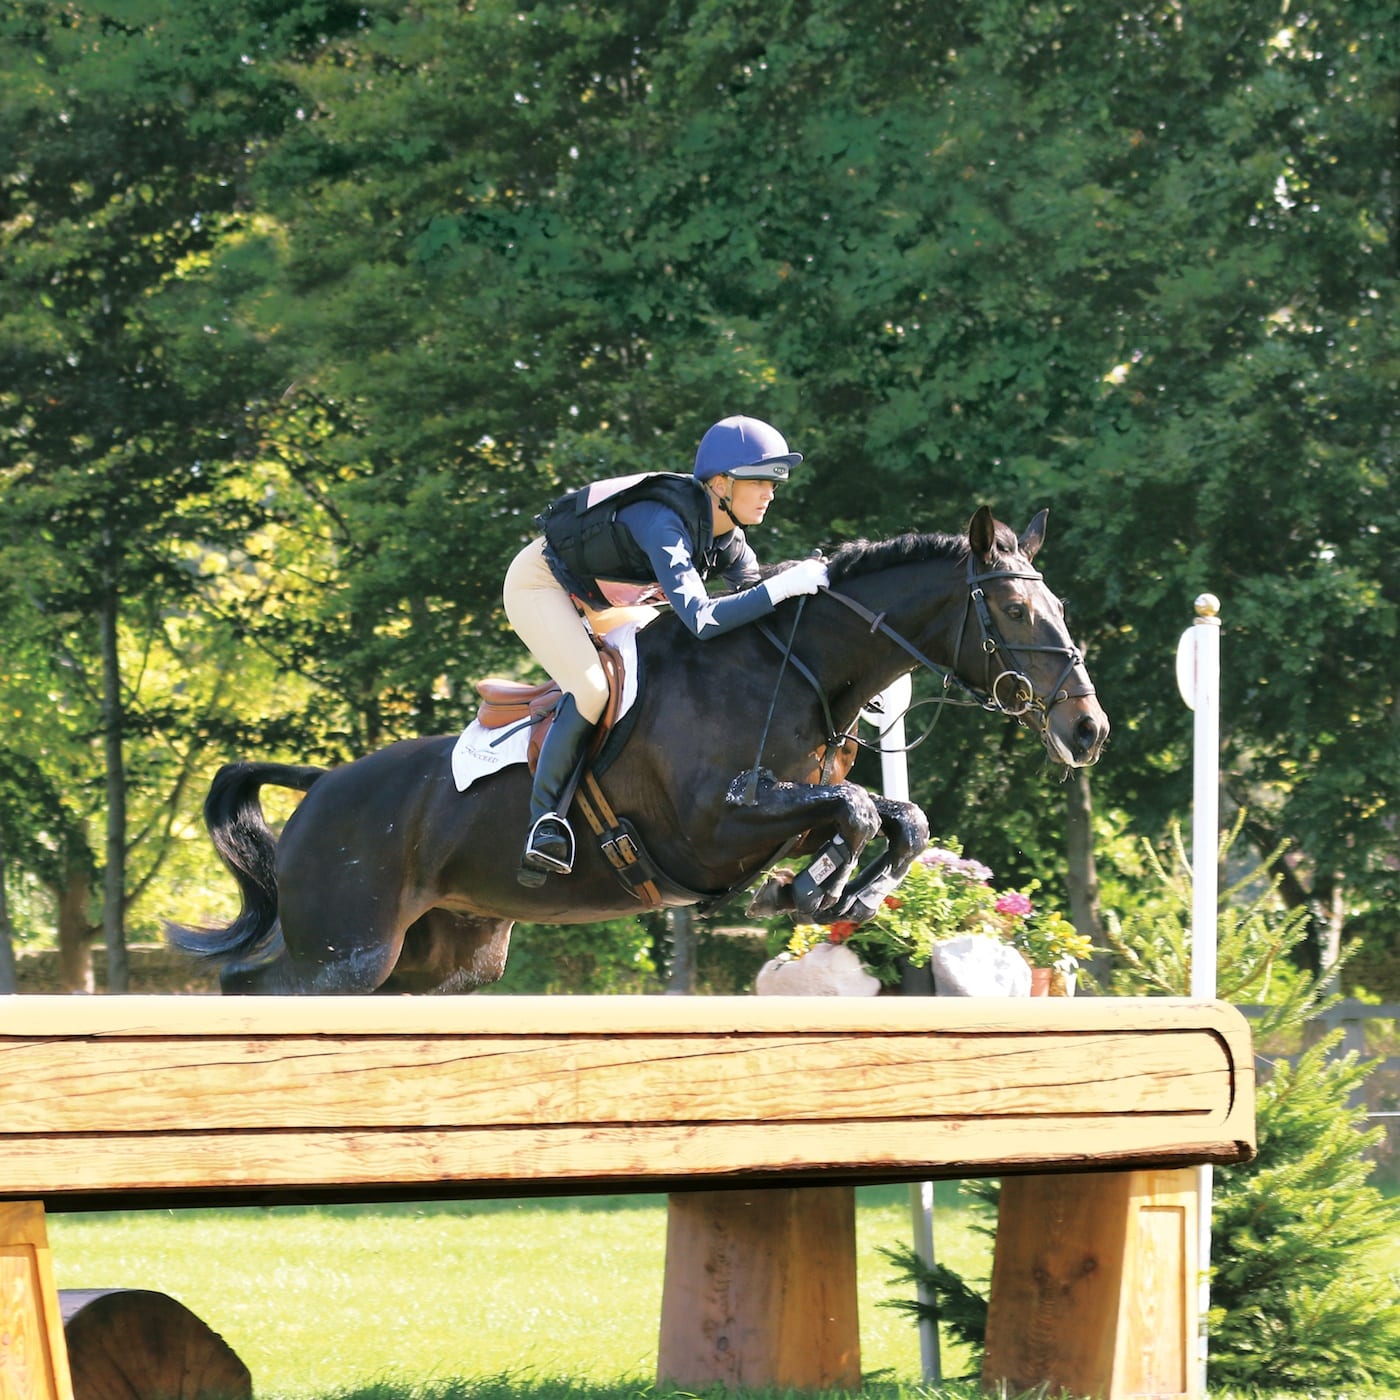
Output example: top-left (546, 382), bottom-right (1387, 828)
top-left (723, 477), bottom-right (777, 527)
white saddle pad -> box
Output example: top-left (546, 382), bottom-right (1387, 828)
top-left (452, 622), bottom-right (646, 793)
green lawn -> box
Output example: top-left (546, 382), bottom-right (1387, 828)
top-left (48, 1185), bottom-right (989, 1399)
top-left (46, 1184), bottom-right (1400, 1400)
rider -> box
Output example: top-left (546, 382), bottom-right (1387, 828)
top-left (503, 415), bottom-right (829, 880)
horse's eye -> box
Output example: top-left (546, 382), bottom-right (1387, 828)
top-left (1005, 603), bottom-right (1026, 621)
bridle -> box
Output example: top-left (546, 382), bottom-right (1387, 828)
top-left (753, 552), bottom-right (1096, 767)
top-left (959, 554), bottom-right (1097, 724)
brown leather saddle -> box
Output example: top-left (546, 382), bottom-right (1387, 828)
top-left (474, 640), bottom-right (677, 902)
top-left (473, 638), bottom-right (626, 770)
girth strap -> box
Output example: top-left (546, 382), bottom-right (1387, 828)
top-left (573, 771), bottom-right (663, 907)
top-left (573, 769), bottom-right (723, 910)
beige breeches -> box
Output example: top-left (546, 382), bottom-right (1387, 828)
top-left (503, 537), bottom-right (656, 724)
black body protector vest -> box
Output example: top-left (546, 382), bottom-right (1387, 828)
top-left (537, 472), bottom-right (745, 610)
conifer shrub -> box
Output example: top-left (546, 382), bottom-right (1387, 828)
top-left (884, 821), bottom-right (1400, 1391)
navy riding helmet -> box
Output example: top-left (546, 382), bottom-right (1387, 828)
top-left (693, 416), bottom-right (803, 482)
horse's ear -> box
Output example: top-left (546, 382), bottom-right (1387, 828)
top-left (1019, 509), bottom-right (1048, 562)
top-left (968, 506), bottom-right (997, 558)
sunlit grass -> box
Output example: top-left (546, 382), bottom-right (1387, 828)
top-left (48, 1186), bottom-right (989, 1400)
top-left (47, 1186), bottom-right (1400, 1400)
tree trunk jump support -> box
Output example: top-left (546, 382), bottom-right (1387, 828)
top-left (60, 1289), bottom-right (251, 1400)
top-left (0, 1201), bottom-right (251, 1400)
top-left (657, 1186), bottom-right (860, 1392)
top-left (984, 1168), bottom-right (1201, 1400)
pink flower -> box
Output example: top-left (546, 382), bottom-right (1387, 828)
top-left (920, 847), bottom-right (993, 882)
top-left (996, 892), bottom-right (1034, 918)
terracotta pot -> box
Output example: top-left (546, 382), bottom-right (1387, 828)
top-left (1029, 965), bottom-right (1076, 997)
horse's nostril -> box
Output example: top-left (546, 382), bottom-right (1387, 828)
top-left (1076, 714), bottom-right (1107, 755)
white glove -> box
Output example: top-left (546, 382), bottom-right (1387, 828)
top-left (764, 557), bottom-right (829, 605)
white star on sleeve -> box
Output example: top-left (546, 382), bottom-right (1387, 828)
top-left (675, 571), bottom-right (708, 608)
top-left (663, 539), bottom-right (692, 570)
top-left (695, 601), bottom-right (719, 633)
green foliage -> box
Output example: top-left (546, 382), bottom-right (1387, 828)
top-left (1209, 1036), bottom-right (1400, 1389)
top-left (1101, 814), bottom-right (1316, 1009)
top-left (880, 1254), bottom-right (990, 1356)
top-left (479, 918), bottom-right (659, 996)
top-left (691, 924), bottom-right (770, 995)
top-left (1006, 908), bottom-right (1093, 973)
top-left (2, 0), bottom-right (1396, 984)
top-left (470, 914), bottom-right (768, 997)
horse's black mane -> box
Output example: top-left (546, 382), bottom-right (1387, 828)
top-left (824, 530), bottom-right (967, 585)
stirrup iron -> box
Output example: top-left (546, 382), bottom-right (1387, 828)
top-left (521, 812), bottom-right (576, 876)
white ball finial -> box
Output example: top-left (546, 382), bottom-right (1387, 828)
top-left (1195, 593), bottom-right (1220, 618)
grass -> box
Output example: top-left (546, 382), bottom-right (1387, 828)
top-left (47, 1185), bottom-right (1400, 1400)
top-left (48, 1185), bottom-right (989, 1400)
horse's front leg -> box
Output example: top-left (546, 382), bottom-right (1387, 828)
top-left (826, 794), bottom-right (930, 925)
top-left (720, 771), bottom-right (881, 918)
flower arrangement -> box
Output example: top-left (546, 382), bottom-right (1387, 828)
top-left (785, 840), bottom-right (1094, 988)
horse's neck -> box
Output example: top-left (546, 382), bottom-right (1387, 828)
top-left (813, 567), bottom-right (968, 720)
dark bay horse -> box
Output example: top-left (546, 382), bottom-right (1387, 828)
top-left (168, 508), bottom-right (1108, 993)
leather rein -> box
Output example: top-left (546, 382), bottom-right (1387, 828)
top-left (755, 554), bottom-right (1096, 766)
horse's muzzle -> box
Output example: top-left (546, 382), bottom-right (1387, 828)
top-left (1046, 698), bottom-right (1110, 768)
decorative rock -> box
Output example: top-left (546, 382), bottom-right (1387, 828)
top-left (755, 942), bottom-right (881, 997)
top-left (929, 935), bottom-right (1032, 997)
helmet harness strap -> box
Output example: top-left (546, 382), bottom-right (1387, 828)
top-left (707, 476), bottom-right (745, 530)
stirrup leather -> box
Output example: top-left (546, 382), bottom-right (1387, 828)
top-left (522, 812), bottom-right (576, 875)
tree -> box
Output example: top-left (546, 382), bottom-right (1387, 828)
top-left (176, 0), bottom-right (1400, 955)
top-left (936, 1), bottom-right (1400, 968)
top-left (0, 823), bottom-right (17, 994)
top-left (0, 0), bottom-right (344, 981)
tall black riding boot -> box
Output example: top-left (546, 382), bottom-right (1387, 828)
top-left (519, 692), bottom-right (594, 880)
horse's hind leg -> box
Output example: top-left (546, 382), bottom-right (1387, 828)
top-left (216, 901), bottom-right (408, 994)
top-left (375, 909), bottom-right (514, 994)
top-left (217, 934), bottom-right (403, 994)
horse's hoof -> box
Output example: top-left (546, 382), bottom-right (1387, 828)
top-left (746, 869), bottom-right (796, 916)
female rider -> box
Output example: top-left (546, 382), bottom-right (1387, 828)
top-left (503, 415), bottom-right (828, 880)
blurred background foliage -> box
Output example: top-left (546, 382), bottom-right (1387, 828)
top-left (0, 0), bottom-right (1395, 997)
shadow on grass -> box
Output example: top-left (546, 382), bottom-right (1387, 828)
top-left (315, 1376), bottom-right (1390, 1400)
top-left (318, 1379), bottom-right (988, 1400)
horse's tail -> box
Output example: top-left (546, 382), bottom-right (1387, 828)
top-left (165, 760), bottom-right (327, 965)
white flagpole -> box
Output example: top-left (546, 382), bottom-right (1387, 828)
top-left (861, 674), bottom-right (940, 1382)
top-left (1175, 592), bottom-right (1221, 1395)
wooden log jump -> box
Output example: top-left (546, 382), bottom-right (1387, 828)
top-left (0, 994), bottom-right (1254, 1399)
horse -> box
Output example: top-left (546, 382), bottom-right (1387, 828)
top-left (167, 507), bottom-right (1108, 994)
